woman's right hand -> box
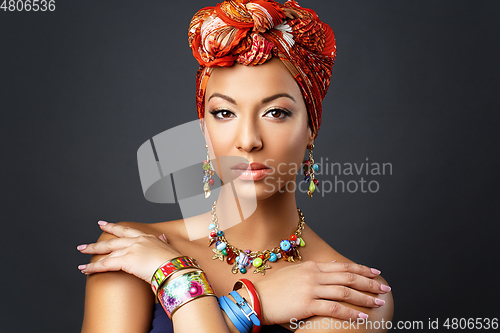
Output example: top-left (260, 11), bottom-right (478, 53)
top-left (77, 221), bottom-right (183, 284)
top-left (254, 261), bottom-right (391, 325)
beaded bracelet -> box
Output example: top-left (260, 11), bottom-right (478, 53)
top-left (157, 269), bottom-right (217, 318)
top-left (234, 279), bottom-right (262, 333)
top-left (151, 256), bottom-right (200, 296)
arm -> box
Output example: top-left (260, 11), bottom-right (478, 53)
top-left (81, 231), bottom-right (155, 333)
top-left (80, 223), bottom-right (236, 333)
top-left (79, 222), bottom-right (392, 332)
top-left (81, 259), bottom-right (240, 333)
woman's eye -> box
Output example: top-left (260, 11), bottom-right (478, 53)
top-left (264, 109), bottom-right (290, 119)
top-left (210, 110), bottom-right (235, 119)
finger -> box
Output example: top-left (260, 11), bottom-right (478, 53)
top-left (310, 299), bottom-right (369, 320)
top-left (97, 221), bottom-right (146, 238)
top-left (314, 285), bottom-right (386, 308)
top-left (318, 272), bottom-right (389, 295)
top-left (79, 254), bottom-right (128, 275)
top-left (316, 261), bottom-right (382, 279)
top-left (159, 234), bottom-right (168, 243)
top-left (78, 237), bottom-right (138, 255)
top-left (97, 248), bottom-right (128, 260)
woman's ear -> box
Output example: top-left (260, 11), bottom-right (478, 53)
top-left (308, 127), bottom-right (316, 147)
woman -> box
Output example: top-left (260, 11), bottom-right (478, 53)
top-left (79, 1), bottom-right (394, 332)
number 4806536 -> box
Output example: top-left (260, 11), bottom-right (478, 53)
top-left (1, 0), bottom-right (56, 12)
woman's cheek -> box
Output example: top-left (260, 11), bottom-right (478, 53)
top-left (206, 122), bottom-right (235, 151)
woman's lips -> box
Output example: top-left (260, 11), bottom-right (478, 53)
top-left (231, 162), bottom-right (272, 181)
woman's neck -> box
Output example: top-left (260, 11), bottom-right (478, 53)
top-left (214, 183), bottom-right (301, 251)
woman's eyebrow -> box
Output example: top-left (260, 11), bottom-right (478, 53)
top-left (208, 93), bottom-right (237, 104)
top-left (262, 93), bottom-right (296, 104)
top-left (208, 92), bottom-right (296, 105)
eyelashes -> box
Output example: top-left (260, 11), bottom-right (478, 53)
top-left (209, 109), bottom-right (235, 119)
top-left (264, 108), bottom-right (292, 119)
top-left (209, 108), bottom-right (292, 120)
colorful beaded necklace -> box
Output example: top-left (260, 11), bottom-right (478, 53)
top-left (208, 200), bottom-right (305, 275)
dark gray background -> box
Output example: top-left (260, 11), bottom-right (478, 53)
top-left (1, 1), bottom-right (499, 332)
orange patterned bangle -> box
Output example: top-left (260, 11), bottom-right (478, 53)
top-left (151, 256), bottom-right (200, 296)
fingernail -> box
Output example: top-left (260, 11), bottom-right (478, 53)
top-left (77, 244), bottom-right (88, 251)
top-left (78, 264), bottom-right (87, 270)
top-left (374, 298), bottom-right (385, 306)
top-left (330, 260), bottom-right (337, 262)
top-left (159, 234), bottom-right (167, 242)
top-left (370, 268), bottom-right (381, 275)
top-left (358, 312), bottom-right (369, 319)
top-left (98, 220), bottom-right (108, 226)
top-left (380, 284), bottom-right (391, 292)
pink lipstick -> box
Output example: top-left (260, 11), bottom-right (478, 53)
top-left (231, 162), bottom-right (272, 181)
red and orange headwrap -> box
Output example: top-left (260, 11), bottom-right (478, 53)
top-left (189, 0), bottom-right (336, 137)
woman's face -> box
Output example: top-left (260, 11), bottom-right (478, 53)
top-left (204, 57), bottom-right (314, 200)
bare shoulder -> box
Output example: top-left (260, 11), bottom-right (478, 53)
top-left (295, 224), bottom-right (394, 332)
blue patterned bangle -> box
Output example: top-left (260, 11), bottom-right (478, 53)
top-left (229, 290), bottom-right (261, 326)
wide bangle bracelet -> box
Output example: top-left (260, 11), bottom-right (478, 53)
top-left (234, 279), bottom-right (262, 333)
top-left (151, 256), bottom-right (200, 296)
top-left (157, 269), bottom-right (217, 319)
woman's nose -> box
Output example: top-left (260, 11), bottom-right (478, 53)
top-left (234, 118), bottom-right (263, 153)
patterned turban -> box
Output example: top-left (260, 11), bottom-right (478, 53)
top-left (189, 0), bottom-right (336, 137)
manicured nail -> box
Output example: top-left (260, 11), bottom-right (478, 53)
top-left (330, 260), bottom-right (337, 262)
top-left (370, 268), bottom-right (381, 275)
top-left (98, 220), bottom-right (108, 226)
top-left (159, 234), bottom-right (167, 242)
top-left (77, 244), bottom-right (88, 251)
top-left (380, 284), bottom-right (391, 292)
top-left (358, 312), bottom-right (369, 319)
top-left (374, 298), bottom-right (385, 306)
top-left (78, 264), bottom-right (87, 270)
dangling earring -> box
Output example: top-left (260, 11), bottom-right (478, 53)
top-left (202, 144), bottom-right (215, 198)
top-left (303, 144), bottom-right (319, 198)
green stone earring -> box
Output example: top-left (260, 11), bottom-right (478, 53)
top-left (202, 145), bottom-right (215, 198)
top-left (303, 144), bottom-right (319, 198)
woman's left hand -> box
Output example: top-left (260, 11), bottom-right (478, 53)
top-left (77, 221), bottom-right (182, 284)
